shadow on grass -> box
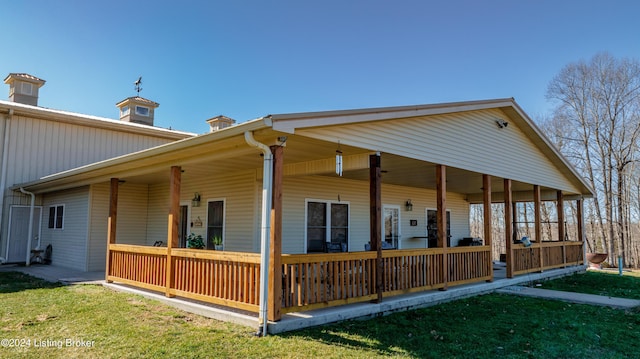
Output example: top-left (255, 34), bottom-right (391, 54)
top-left (0, 271), bottom-right (63, 293)
top-left (279, 293), bottom-right (640, 358)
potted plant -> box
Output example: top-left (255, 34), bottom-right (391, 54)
top-left (186, 233), bottom-right (205, 249)
top-left (211, 235), bottom-right (223, 250)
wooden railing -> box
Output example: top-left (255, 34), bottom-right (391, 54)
top-left (281, 251), bottom-right (378, 313)
top-left (281, 246), bottom-right (491, 313)
top-left (107, 244), bottom-right (261, 313)
top-left (109, 242), bottom-right (580, 316)
top-left (512, 241), bottom-right (583, 276)
top-left (108, 244), bottom-right (167, 291)
top-left (447, 246), bottom-right (492, 285)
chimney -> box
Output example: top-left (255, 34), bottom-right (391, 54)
top-left (4, 73), bottom-right (46, 106)
top-left (206, 115), bottom-right (235, 132)
top-left (115, 96), bottom-right (159, 126)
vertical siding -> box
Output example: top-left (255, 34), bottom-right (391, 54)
top-left (296, 108), bottom-right (580, 193)
top-left (5, 115), bottom-right (174, 188)
top-left (40, 187), bottom-right (90, 271)
top-left (0, 114), bottom-right (180, 257)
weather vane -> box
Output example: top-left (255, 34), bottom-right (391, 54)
top-left (134, 76), bottom-right (142, 95)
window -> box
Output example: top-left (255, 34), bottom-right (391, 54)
top-left (21, 82), bottom-right (33, 95)
top-left (120, 105), bottom-right (130, 116)
top-left (383, 205), bottom-right (400, 249)
top-left (48, 205), bottom-right (64, 229)
top-left (135, 106), bottom-right (150, 116)
top-left (206, 200), bottom-right (224, 249)
top-left (426, 209), bottom-right (450, 248)
top-left (306, 200), bottom-right (348, 253)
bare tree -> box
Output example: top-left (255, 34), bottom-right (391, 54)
top-left (546, 52), bottom-right (640, 267)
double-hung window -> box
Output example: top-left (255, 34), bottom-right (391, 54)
top-left (306, 200), bottom-right (348, 253)
top-left (48, 205), bottom-right (64, 229)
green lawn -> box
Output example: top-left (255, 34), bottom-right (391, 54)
top-left (1, 271), bottom-right (639, 358)
top-left (534, 270), bottom-right (640, 299)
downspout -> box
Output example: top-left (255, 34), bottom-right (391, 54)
top-left (19, 187), bottom-right (35, 266)
top-left (0, 109), bottom-right (12, 263)
top-left (244, 131), bottom-right (272, 337)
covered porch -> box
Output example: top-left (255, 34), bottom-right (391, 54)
top-left (101, 141), bottom-right (586, 325)
top-left (16, 100), bottom-right (592, 333)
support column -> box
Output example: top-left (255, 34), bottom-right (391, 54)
top-left (557, 190), bottom-right (566, 265)
top-left (166, 166), bottom-right (181, 297)
top-left (534, 185), bottom-right (543, 271)
top-left (369, 153), bottom-right (383, 303)
top-left (483, 174), bottom-right (493, 282)
top-left (437, 164), bottom-right (448, 290)
top-left (577, 198), bottom-right (585, 265)
top-left (105, 177), bottom-right (119, 282)
top-left (504, 179), bottom-right (513, 278)
top-left (268, 145), bottom-right (283, 321)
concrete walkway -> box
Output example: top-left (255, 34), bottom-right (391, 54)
top-left (0, 263), bottom-right (103, 284)
top-left (496, 285), bottom-right (640, 310)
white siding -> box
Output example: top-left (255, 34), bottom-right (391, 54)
top-left (6, 115), bottom-right (173, 187)
top-left (0, 114), bottom-right (180, 258)
top-left (87, 183), bottom-right (108, 271)
top-left (281, 176), bottom-right (470, 254)
top-left (296, 108), bottom-right (580, 193)
top-left (40, 187), bottom-right (90, 271)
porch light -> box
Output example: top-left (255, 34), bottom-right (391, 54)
top-left (405, 199), bottom-right (413, 212)
top-left (192, 192), bottom-right (201, 207)
top-left (336, 148), bottom-right (343, 176)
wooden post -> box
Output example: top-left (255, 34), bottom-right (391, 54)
top-left (504, 179), bottom-right (513, 278)
top-left (437, 164), bottom-right (448, 290)
top-left (483, 174), bottom-right (493, 281)
top-left (557, 190), bottom-right (566, 265)
top-left (369, 153), bottom-right (383, 303)
top-left (577, 198), bottom-right (585, 265)
top-left (166, 166), bottom-right (181, 297)
top-left (268, 145), bottom-right (283, 321)
top-left (534, 185), bottom-right (543, 271)
top-left (105, 178), bottom-right (119, 282)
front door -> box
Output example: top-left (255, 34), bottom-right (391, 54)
top-left (6, 206), bottom-right (42, 263)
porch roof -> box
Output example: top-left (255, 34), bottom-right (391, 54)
top-left (12, 98), bottom-right (594, 199)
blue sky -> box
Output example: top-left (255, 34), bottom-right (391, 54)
top-left (1, 1), bottom-right (638, 133)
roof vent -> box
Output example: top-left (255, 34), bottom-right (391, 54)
top-left (206, 115), bottom-right (235, 132)
top-left (4, 73), bottom-right (46, 106)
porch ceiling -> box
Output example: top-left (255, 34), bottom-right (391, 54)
top-left (119, 132), bottom-right (548, 200)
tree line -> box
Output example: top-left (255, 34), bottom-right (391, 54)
top-left (541, 52), bottom-right (640, 268)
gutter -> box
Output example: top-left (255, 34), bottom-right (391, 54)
top-left (0, 109), bottom-right (12, 263)
top-left (244, 131), bottom-right (272, 337)
top-left (19, 187), bottom-right (35, 266)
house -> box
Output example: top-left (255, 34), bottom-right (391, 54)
top-left (0, 73), bottom-right (193, 266)
top-left (12, 98), bottom-right (593, 333)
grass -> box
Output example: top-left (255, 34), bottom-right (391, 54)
top-left (0, 271), bottom-right (639, 358)
top-left (533, 270), bottom-right (640, 299)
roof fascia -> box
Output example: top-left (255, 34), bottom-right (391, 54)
top-left (0, 100), bottom-right (194, 140)
top-left (270, 98), bottom-right (515, 133)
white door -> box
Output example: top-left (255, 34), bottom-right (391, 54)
top-left (6, 206), bottom-right (42, 263)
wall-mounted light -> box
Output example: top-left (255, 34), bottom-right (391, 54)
top-left (192, 192), bottom-right (201, 207)
top-left (405, 199), bottom-right (413, 212)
